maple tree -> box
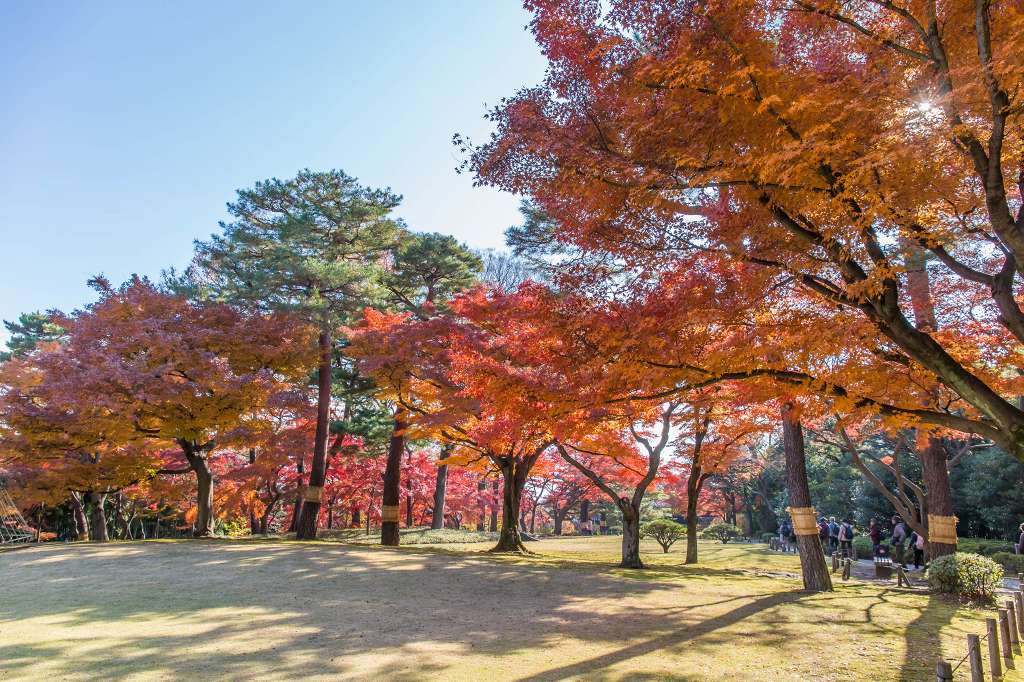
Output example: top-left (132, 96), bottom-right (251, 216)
top-left (465, 0), bottom-right (1024, 563)
top-left (0, 278), bottom-right (313, 538)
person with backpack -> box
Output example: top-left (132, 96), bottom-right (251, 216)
top-left (838, 518), bottom-right (855, 558)
top-left (818, 517), bottom-right (829, 553)
top-left (779, 520), bottom-right (793, 551)
top-left (828, 516), bottom-right (841, 554)
top-left (908, 530), bottom-right (925, 569)
top-left (891, 516), bottom-right (908, 568)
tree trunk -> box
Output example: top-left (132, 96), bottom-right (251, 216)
top-left (489, 479), bottom-right (499, 532)
top-left (477, 479), bottom-right (486, 531)
top-left (259, 498), bottom-right (277, 535)
top-left (686, 486), bottom-right (700, 565)
top-left (430, 459), bottom-right (448, 530)
top-left (530, 503), bottom-right (537, 533)
top-left (553, 506), bottom-right (564, 535)
top-left (580, 499), bottom-right (590, 523)
top-left (88, 492), bottom-right (109, 543)
top-left (619, 501), bottom-right (643, 568)
top-left (70, 492), bottom-right (89, 541)
top-left (405, 495), bottom-right (413, 527)
top-left (190, 453), bottom-right (215, 538)
top-left (380, 412), bottom-right (405, 546)
top-left (296, 329), bottom-right (332, 540)
top-left (781, 402), bottom-right (833, 592)
top-left (685, 456), bottom-right (704, 564)
top-left (921, 437), bottom-right (957, 560)
top-left (352, 508), bottom-right (361, 528)
top-left (490, 459), bottom-right (529, 553)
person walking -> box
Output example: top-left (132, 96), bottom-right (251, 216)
top-left (838, 518), bottom-right (855, 558)
top-left (1017, 522), bottom-right (1024, 554)
top-left (780, 519), bottom-right (793, 551)
top-left (869, 518), bottom-right (881, 555)
top-left (828, 516), bottom-right (840, 554)
top-left (891, 516), bottom-right (907, 568)
top-left (909, 530), bottom-right (925, 569)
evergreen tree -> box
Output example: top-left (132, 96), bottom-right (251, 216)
top-left (188, 169), bottom-right (401, 539)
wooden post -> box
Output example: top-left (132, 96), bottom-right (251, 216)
top-left (1014, 592), bottom-right (1024, 638)
top-left (842, 558), bottom-right (852, 581)
top-left (999, 609), bottom-right (1014, 668)
top-left (831, 552), bottom-right (839, 572)
top-left (967, 633), bottom-right (983, 682)
top-left (1007, 600), bottom-right (1020, 650)
top-left (936, 660), bottom-right (953, 681)
top-left (988, 618), bottom-right (1002, 679)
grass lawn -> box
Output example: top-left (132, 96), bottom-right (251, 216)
top-left (0, 534), bottom-right (1016, 681)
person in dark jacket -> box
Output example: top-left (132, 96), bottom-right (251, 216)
top-left (869, 518), bottom-right (882, 554)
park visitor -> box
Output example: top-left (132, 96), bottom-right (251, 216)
top-left (910, 530), bottom-right (925, 569)
top-left (828, 516), bottom-right (840, 553)
top-left (1017, 522), bottom-right (1024, 554)
top-left (869, 518), bottom-right (881, 553)
top-left (838, 518), bottom-right (855, 557)
top-left (891, 516), bottom-right (908, 567)
top-left (818, 516), bottom-right (829, 551)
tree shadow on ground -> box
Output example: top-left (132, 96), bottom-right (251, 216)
top-left (0, 540), bottom-right (964, 680)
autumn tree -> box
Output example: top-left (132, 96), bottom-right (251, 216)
top-left (187, 169), bottom-right (400, 540)
top-left (1, 278), bottom-right (312, 538)
top-left (467, 0), bottom-right (1024, 560)
top-left (377, 231), bottom-right (480, 545)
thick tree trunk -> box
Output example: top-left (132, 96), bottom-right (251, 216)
top-left (619, 501), bottom-right (643, 568)
top-left (490, 459), bottom-right (529, 553)
top-left (191, 454), bottom-right (215, 537)
top-left (580, 499), bottom-right (590, 523)
top-left (553, 506), bottom-right (564, 535)
top-left (352, 508), bottom-right (361, 528)
top-left (921, 437), bottom-right (957, 560)
top-left (781, 403), bottom-right (832, 592)
top-left (904, 239), bottom-right (956, 559)
top-left (296, 329), bottom-right (333, 540)
top-left (70, 492), bottom-right (89, 541)
top-left (88, 492), bottom-right (109, 543)
top-left (405, 495), bottom-right (413, 527)
top-left (380, 412), bottom-right (405, 546)
top-left (430, 461), bottom-right (448, 530)
top-left (489, 479), bottom-right (499, 532)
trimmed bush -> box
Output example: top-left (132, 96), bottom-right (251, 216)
top-left (957, 538), bottom-right (1014, 557)
top-left (927, 552), bottom-right (1004, 601)
top-left (991, 552), bottom-right (1024, 574)
top-left (702, 522), bottom-right (742, 544)
top-left (853, 536), bottom-right (874, 559)
top-left (641, 519), bottom-right (687, 553)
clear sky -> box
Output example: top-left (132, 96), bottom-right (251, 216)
top-left (0, 1), bottom-right (547, 339)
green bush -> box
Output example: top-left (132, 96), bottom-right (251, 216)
top-left (957, 538), bottom-right (1014, 557)
top-left (641, 519), bottom-right (687, 553)
top-left (853, 536), bottom-right (874, 559)
top-left (760, 532), bottom-right (776, 544)
top-left (927, 553), bottom-right (1004, 601)
top-left (991, 552), bottom-right (1024, 574)
top-left (702, 522), bottom-right (742, 544)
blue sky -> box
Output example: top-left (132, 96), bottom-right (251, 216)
top-left (0, 1), bottom-right (546, 339)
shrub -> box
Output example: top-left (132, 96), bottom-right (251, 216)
top-left (991, 552), bottom-right (1024, 574)
top-left (957, 538), bottom-right (1014, 557)
top-left (760, 532), bottom-right (776, 544)
top-left (641, 519), bottom-right (687, 553)
top-left (853, 536), bottom-right (874, 559)
top-left (927, 553), bottom-right (1004, 601)
top-left (702, 522), bottom-right (742, 544)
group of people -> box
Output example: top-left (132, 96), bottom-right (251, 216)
top-left (777, 514), bottom-right (927, 569)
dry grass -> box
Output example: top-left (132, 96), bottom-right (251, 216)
top-left (0, 535), bottom-right (1016, 681)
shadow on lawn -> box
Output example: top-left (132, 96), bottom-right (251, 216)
top-left (0, 540), bottom-right (818, 679)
